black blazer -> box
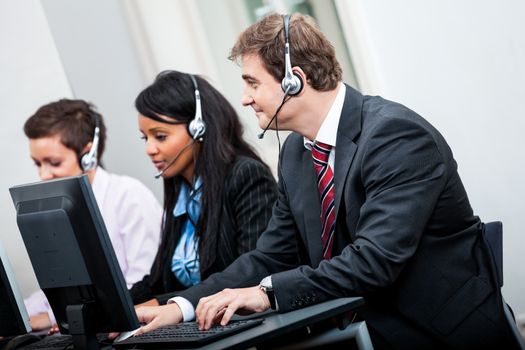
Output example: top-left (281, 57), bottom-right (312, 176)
top-left (130, 156), bottom-right (277, 305)
top-left (178, 86), bottom-right (511, 349)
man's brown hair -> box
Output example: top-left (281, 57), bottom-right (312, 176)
top-left (24, 99), bottom-right (107, 163)
top-left (229, 12), bottom-right (342, 91)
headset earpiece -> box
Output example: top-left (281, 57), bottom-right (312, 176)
top-left (80, 112), bottom-right (100, 172)
top-left (187, 74), bottom-right (206, 140)
top-left (281, 14), bottom-right (303, 97)
top-left (281, 72), bottom-right (303, 96)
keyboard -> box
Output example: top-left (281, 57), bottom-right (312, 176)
top-left (114, 318), bottom-right (264, 349)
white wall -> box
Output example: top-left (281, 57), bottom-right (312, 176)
top-left (338, 0), bottom-right (525, 313)
top-left (0, 0), bottom-right (73, 296)
top-left (40, 0), bottom-right (163, 200)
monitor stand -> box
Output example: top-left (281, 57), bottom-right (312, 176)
top-left (66, 303), bottom-right (99, 350)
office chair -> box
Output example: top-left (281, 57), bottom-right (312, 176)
top-left (482, 221), bottom-right (525, 350)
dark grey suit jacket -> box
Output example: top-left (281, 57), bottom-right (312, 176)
top-left (178, 86), bottom-right (511, 349)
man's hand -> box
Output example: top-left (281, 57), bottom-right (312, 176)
top-left (134, 303), bottom-right (184, 335)
top-left (196, 286), bottom-right (270, 330)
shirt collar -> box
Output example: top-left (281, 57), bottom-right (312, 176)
top-left (173, 177), bottom-right (203, 220)
top-left (304, 82), bottom-right (346, 150)
top-left (90, 167), bottom-right (107, 203)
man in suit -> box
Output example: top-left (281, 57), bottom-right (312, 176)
top-left (135, 12), bottom-right (513, 349)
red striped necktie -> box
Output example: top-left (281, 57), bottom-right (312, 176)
top-left (311, 141), bottom-right (335, 260)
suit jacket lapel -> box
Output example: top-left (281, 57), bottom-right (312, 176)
top-left (333, 85), bottom-right (363, 221)
top-left (299, 85), bottom-right (364, 265)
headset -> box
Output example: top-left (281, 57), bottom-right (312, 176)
top-left (281, 14), bottom-right (303, 96)
top-left (187, 74), bottom-right (206, 140)
top-left (258, 14), bottom-right (304, 139)
top-left (80, 111), bottom-right (100, 172)
top-left (154, 74), bottom-right (206, 178)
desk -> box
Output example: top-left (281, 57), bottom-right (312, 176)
top-left (190, 297), bottom-right (365, 350)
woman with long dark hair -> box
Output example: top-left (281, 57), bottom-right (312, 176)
top-left (130, 70), bottom-right (277, 306)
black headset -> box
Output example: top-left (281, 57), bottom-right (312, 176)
top-left (80, 111), bottom-right (100, 172)
top-left (281, 14), bottom-right (303, 96)
top-left (187, 74), bottom-right (206, 140)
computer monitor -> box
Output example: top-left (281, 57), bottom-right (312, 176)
top-left (9, 175), bottom-right (139, 349)
top-left (0, 241), bottom-right (31, 336)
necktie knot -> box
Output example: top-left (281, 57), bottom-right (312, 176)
top-left (312, 141), bottom-right (332, 165)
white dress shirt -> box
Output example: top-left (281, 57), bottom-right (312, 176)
top-left (303, 82), bottom-right (346, 167)
top-left (24, 167), bottom-right (163, 323)
top-left (171, 83), bottom-right (347, 322)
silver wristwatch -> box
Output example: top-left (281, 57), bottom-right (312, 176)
top-left (259, 276), bottom-right (276, 310)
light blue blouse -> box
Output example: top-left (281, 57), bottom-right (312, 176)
top-left (171, 178), bottom-right (202, 287)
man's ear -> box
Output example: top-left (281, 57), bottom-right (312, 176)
top-left (292, 67), bottom-right (308, 96)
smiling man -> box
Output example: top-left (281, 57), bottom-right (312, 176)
top-left (134, 13), bottom-right (512, 349)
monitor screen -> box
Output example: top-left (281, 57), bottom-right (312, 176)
top-left (9, 175), bottom-right (139, 337)
top-left (0, 241), bottom-right (31, 336)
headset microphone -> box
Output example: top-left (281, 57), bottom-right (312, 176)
top-left (257, 116), bottom-right (276, 139)
top-left (154, 138), bottom-right (198, 179)
top-left (258, 86), bottom-right (291, 139)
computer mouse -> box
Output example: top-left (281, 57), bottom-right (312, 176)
top-left (3, 334), bottom-right (42, 350)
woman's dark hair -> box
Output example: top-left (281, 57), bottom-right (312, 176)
top-left (23, 99), bottom-right (107, 164)
top-left (135, 70), bottom-right (264, 274)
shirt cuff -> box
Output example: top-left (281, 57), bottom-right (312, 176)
top-left (167, 296), bottom-right (195, 322)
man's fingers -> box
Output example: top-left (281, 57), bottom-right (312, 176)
top-left (202, 292), bottom-right (236, 329)
top-left (212, 307), bottom-right (226, 324)
top-left (220, 304), bottom-right (237, 326)
top-left (196, 287), bottom-right (265, 329)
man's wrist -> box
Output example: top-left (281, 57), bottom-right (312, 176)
top-left (257, 287), bottom-right (272, 310)
top-left (259, 276), bottom-right (277, 310)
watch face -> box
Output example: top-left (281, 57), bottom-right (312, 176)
top-left (260, 276), bottom-right (272, 290)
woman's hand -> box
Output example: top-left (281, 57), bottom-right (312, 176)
top-left (134, 303), bottom-right (184, 335)
top-left (135, 298), bottom-right (160, 307)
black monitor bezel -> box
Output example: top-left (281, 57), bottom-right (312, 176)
top-left (0, 243), bottom-right (31, 336)
top-left (9, 175), bottom-right (139, 334)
